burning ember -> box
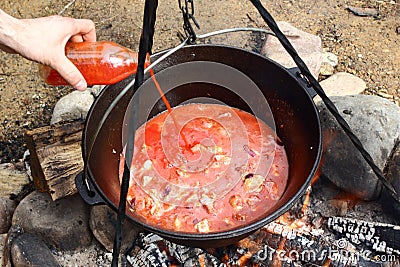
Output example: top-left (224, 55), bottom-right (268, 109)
top-left (125, 172), bottom-right (400, 267)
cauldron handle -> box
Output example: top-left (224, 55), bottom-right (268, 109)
top-left (287, 67), bottom-right (317, 99)
top-left (75, 172), bottom-right (105, 205)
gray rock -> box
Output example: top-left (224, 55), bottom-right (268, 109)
top-left (380, 142), bottom-right (400, 222)
top-left (89, 205), bottom-right (139, 252)
top-left (317, 95), bottom-right (400, 200)
top-left (2, 225), bottom-right (24, 267)
top-left (0, 233), bottom-right (6, 266)
top-left (261, 21), bottom-right (322, 79)
top-left (50, 90), bottom-right (94, 124)
top-left (12, 191), bottom-right (92, 250)
top-left (0, 163), bottom-right (30, 198)
top-left (0, 197), bottom-right (17, 234)
top-left (11, 233), bottom-right (60, 267)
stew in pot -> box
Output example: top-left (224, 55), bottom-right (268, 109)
top-left (120, 103), bottom-right (289, 233)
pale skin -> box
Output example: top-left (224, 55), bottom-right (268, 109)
top-left (0, 9), bottom-right (96, 91)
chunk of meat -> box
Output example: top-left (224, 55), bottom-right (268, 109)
top-left (243, 174), bottom-right (265, 193)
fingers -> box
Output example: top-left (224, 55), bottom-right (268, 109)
top-left (54, 17), bottom-right (96, 90)
top-left (73, 19), bottom-right (96, 42)
top-left (60, 18), bottom-right (95, 90)
top-left (53, 56), bottom-right (87, 91)
top-left (69, 35), bottom-right (84, 43)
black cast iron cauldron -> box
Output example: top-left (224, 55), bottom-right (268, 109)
top-left (76, 44), bottom-right (322, 248)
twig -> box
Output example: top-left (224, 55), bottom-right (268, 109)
top-left (0, 72), bottom-right (21, 76)
top-left (58, 0), bottom-right (76, 15)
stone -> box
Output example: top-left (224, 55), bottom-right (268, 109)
top-left (317, 95), bottom-right (400, 200)
top-left (0, 233), bottom-right (6, 266)
top-left (89, 205), bottom-right (139, 252)
top-left (0, 197), bottom-right (17, 234)
top-left (2, 225), bottom-right (24, 267)
top-left (50, 90), bottom-right (94, 124)
top-left (319, 64), bottom-right (335, 76)
top-left (0, 163), bottom-right (30, 198)
top-left (346, 6), bottom-right (380, 18)
top-left (380, 142), bottom-right (400, 222)
top-left (318, 72), bottom-right (366, 98)
top-left (11, 233), bottom-right (60, 267)
top-left (322, 51), bottom-right (338, 67)
top-left (88, 85), bottom-right (106, 98)
top-left (319, 52), bottom-right (338, 76)
top-left (261, 21), bottom-right (322, 79)
top-left (12, 191), bottom-right (92, 251)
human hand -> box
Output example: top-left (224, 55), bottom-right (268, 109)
top-left (0, 10), bottom-right (96, 90)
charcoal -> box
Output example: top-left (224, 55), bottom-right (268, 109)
top-left (126, 233), bottom-right (223, 267)
top-left (327, 217), bottom-right (400, 256)
top-left (126, 233), bottom-right (170, 267)
top-left (225, 226), bottom-right (386, 267)
top-left (163, 240), bottom-right (223, 267)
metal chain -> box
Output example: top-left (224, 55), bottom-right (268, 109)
top-left (178, 0), bottom-right (199, 44)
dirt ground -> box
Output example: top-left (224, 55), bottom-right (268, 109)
top-left (0, 0), bottom-right (399, 163)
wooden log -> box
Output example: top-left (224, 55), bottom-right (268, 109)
top-left (25, 120), bottom-right (85, 201)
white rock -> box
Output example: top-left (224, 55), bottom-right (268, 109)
top-left (261, 21), bottom-right (322, 79)
top-left (315, 72), bottom-right (366, 102)
top-left (322, 52), bottom-right (338, 67)
top-left (88, 85), bottom-right (106, 98)
top-left (319, 51), bottom-right (339, 76)
top-left (51, 90), bottom-right (95, 124)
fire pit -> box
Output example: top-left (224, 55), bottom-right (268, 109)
top-left (124, 175), bottom-right (400, 267)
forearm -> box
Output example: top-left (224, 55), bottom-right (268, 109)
top-left (0, 9), bottom-right (20, 53)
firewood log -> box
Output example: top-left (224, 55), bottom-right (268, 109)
top-left (25, 120), bottom-right (85, 201)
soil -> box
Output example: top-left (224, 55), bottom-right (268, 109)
top-left (0, 0), bottom-right (399, 163)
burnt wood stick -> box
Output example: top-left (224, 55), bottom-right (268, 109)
top-left (127, 233), bottom-right (170, 267)
top-left (214, 225), bottom-right (384, 267)
top-left (247, 228), bottom-right (384, 267)
top-left (25, 120), bottom-right (85, 200)
top-left (327, 217), bottom-right (400, 256)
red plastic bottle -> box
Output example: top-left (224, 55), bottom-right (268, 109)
top-left (39, 41), bottom-right (149, 86)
